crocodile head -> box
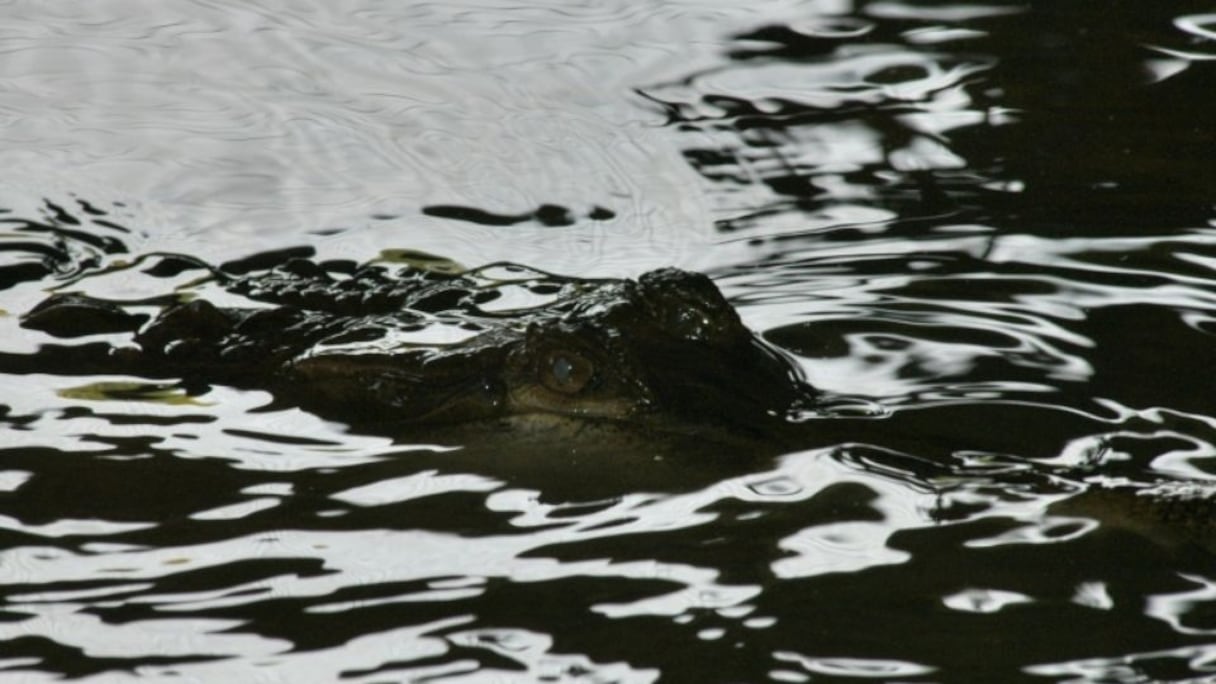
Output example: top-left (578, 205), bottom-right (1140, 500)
top-left (21, 259), bottom-right (815, 441)
top-left (281, 267), bottom-right (813, 436)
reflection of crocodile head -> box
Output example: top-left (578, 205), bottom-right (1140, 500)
top-left (21, 258), bottom-right (815, 439)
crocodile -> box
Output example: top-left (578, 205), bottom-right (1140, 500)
top-left (12, 250), bottom-right (1216, 533)
top-left (13, 256), bottom-right (816, 442)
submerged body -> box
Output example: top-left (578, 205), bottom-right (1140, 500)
top-left (17, 257), bottom-right (814, 440)
top-left (1050, 481), bottom-right (1216, 555)
top-left (13, 253), bottom-right (1216, 535)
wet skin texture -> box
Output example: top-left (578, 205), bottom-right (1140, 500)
top-left (18, 258), bottom-right (815, 438)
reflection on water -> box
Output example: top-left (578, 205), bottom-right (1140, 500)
top-left (4, 0), bottom-right (1216, 681)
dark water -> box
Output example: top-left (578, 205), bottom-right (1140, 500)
top-left (3, 1), bottom-right (1216, 681)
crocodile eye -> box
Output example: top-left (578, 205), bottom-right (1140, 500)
top-left (542, 350), bottom-right (593, 394)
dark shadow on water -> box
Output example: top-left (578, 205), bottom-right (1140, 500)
top-left (958, 0), bottom-right (1216, 230)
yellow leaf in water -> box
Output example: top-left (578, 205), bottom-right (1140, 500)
top-left (56, 381), bottom-right (210, 406)
top-left (374, 248), bottom-right (465, 274)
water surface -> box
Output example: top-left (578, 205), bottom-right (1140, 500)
top-left (3, 1), bottom-right (1216, 681)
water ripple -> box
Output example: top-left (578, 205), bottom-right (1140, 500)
top-left (3, 1), bottom-right (1216, 680)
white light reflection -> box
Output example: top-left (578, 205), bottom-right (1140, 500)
top-left (774, 650), bottom-right (936, 679)
top-left (765, 450), bottom-right (927, 578)
top-left (1027, 642), bottom-right (1216, 681)
top-left (491, 448), bottom-right (934, 584)
top-left (942, 588), bottom-right (1032, 614)
top-left (1175, 13), bottom-right (1216, 42)
top-left (1071, 581), bottom-right (1113, 610)
top-left (0, 515), bottom-right (153, 538)
top-left (308, 587), bottom-right (486, 613)
top-left (866, 2), bottom-right (1025, 21)
top-left (0, 470), bottom-right (32, 492)
top-left (0, 447), bottom-right (943, 676)
top-left (444, 628), bottom-right (659, 683)
top-left (332, 470), bottom-right (502, 506)
top-left (189, 497), bottom-right (281, 521)
top-left (3, 376), bottom-right (425, 472)
top-left (772, 522), bottom-right (908, 578)
top-left (4, 615), bottom-right (471, 684)
top-left (9, 583), bottom-right (154, 604)
top-left (1143, 57), bottom-right (1191, 84)
top-left (964, 514), bottom-right (1094, 550)
top-left (1147, 573), bottom-right (1216, 635)
top-left (903, 26), bottom-right (988, 45)
top-left (0, 607), bottom-right (289, 659)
